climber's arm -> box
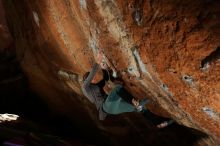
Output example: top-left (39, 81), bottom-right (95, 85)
top-left (83, 51), bottom-right (103, 86)
top-left (83, 63), bottom-right (100, 86)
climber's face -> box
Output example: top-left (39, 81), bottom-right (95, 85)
top-left (91, 69), bottom-right (103, 84)
top-left (91, 74), bottom-right (99, 83)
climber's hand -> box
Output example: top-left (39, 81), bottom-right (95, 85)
top-left (132, 98), bottom-right (140, 108)
top-left (100, 61), bottom-right (108, 69)
top-left (96, 51), bottom-right (103, 64)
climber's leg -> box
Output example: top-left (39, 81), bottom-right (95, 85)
top-left (139, 98), bottom-right (150, 106)
top-left (102, 85), bottom-right (136, 114)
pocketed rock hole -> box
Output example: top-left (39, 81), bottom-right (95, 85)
top-left (200, 47), bottom-right (220, 71)
top-left (182, 75), bottom-right (193, 84)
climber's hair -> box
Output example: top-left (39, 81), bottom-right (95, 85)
top-left (83, 72), bottom-right (90, 82)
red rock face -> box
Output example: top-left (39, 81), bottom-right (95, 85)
top-left (2, 0), bottom-right (220, 144)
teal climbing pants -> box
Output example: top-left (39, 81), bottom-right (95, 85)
top-left (102, 85), bottom-right (137, 115)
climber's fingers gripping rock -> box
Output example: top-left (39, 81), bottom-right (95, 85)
top-left (97, 51), bottom-right (109, 69)
top-left (96, 50), bottom-right (104, 64)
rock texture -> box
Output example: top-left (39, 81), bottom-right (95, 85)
top-left (2, 0), bottom-right (220, 145)
top-left (0, 0), bottom-right (12, 52)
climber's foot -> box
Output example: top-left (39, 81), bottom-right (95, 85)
top-left (157, 120), bottom-right (174, 129)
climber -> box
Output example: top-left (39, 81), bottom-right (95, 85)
top-left (81, 51), bottom-right (173, 128)
top-left (82, 52), bottom-right (146, 120)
